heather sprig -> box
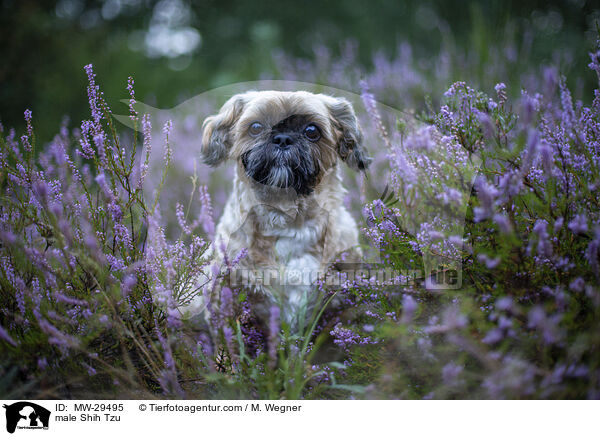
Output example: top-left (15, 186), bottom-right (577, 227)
top-left (350, 43), bottom-right (600, 399)
top-left (0, 65), bottom-right (217, 398)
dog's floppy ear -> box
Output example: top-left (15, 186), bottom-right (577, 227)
top-left (328, 97), bottom-right (372, 171)
top-left (201, 94), bottom-right (247, 166)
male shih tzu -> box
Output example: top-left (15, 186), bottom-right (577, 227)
top-left (185, 90), bottom-right (371, 327)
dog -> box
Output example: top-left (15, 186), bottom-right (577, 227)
top-left (185, 90), bottom-right (371, 328)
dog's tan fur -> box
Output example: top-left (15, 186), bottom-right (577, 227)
top-left (186, 91), bottom-right (370, 324)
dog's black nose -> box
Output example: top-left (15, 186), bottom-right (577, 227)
top-left (273, 134), bottom-right (293, 148)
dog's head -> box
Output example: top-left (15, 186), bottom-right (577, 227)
top-left (201, 91), bottom-right (371, 196)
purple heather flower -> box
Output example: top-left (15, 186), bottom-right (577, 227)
top-left (0, 324), bottom-right (17, 347)
top-left (370, 199), bottom-right (384, 218)
top-left (268, 305), bottom-right (280, 367)
top-left (559, 78), bottom-right (576, 132)
top-left (107, 200), bottom-right (122, 223)
top-left (569, 277), bottom-right (585, 293)
top-left (38, 318), bottom-right (80, 349)
top-left (448, 235), bottom-right (464, 247)
top-left (589, 47), bottom-right (600, 77)
top-left (223, 326), bottom-right (234, 354)
top-left (330, 322), bottom-right (377, 352)
top-left (106, 254), bottom-right (126, 271)
top-left (428, 230), bottom-right (444, 241)
top-left (198, 185), bottom-right (215, 237)
top-left (364, 310), bottom-right (382, 320)
top-left (53, 292), bottom-right (88, 307)
top-left (121, 274), bottom-right (137, 298)
top-left (166, 306), bottom-right (182, 329)
top-left (424, 305), bottom-right (468, 333)
top-left (24, 109), bottom-right (33, 137)
top-left (532, 219), bottom-right (553, 259)
top-left (522, 128), bottom-right (540, 169)
top-left (493, 213), bottom-right (513, 234)
top-left (477, 110), bottom-right (495, 138)
top-left (330, 323), bottom-right (359, 352)
top-left (554, 217), bottom-right (564, 233)
top-left (20, 134), bottom-right (31, 152)
top-left (474, 177), bottom-right (499, 222)
top-left (31, 179), bottom-right (49, 204)
top-left (482, 356), bottom-right (537, 398)
top-left (0, 231), bottom-right (16, 245)
top-left (127, 76), bottom-right (136, 120)
top-left (141, 113), bottom-right (151, 138)
top-left (521, 92), bottom-right (538, 125)
top-left (114, 223), bottom-right (133, 250)
top-left (586, 228), bottom-right (600, 275)
top-left (495, 83), bottom-right (507, 104)
top-left (442, 362), bottom-right (464, 385)
top-left (84, 64), bottom-right (102, 127)
top-left (163, 120), bottom-right (173, 164)
top-left (197, 333), bottom-right (214, 360)
top-left (155, 321), bottom-right (184, 397)
top-left (444, 81), bottom-right (466, 98)
top-left (93, 131), bottom-right (108, 168)
top-left (495, 297), bottom-right (514, 312)
top-left (77, 121), bottom-right (95, 159)
top-left (543, 66), bottom-right (558, 96)
top-left (568, 214), bottom-right (588, 234)
top-left (477, 253), bottom-right (501, 269)
top-left (220, 287), bottom-right (234, 319)
top-left (175, 203), bottom-right (191, 235)
top-left (527, 306), bottom-right (562, 345)
top-left (406, 125), bottom-right (437, 151)
top-left (360, 80), bottom-right (391, 149)
top-left (230, 248), bottom-right (248, 268)
top-left (85, 364), bottom-right (97, 376)
top-left (400, 294), bottom-right (418, 323)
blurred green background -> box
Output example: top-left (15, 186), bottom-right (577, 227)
top-left (1, 0), bottom-right (599, 143)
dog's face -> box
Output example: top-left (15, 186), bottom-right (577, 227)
top-left (201, 91), bottom-right (371, 195)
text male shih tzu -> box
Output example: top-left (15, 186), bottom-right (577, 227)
top-left (185, 90), bottom-right (371, 327)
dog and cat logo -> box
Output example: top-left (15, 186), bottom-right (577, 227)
top-left (2, 402), bottom-right (50, 433)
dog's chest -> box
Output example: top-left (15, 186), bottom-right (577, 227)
top-left (261, 214), bottom-right (323, 323)
top-left (259, 210), bottom-right (323, 269)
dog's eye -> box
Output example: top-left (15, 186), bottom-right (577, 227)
top-left (249, 122), bottom-right (264, 137)
top-left (304, 124), bottom-right (320, 141)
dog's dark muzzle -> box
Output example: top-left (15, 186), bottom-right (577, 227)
top-left (241, 143), bottom-right (319, 196)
